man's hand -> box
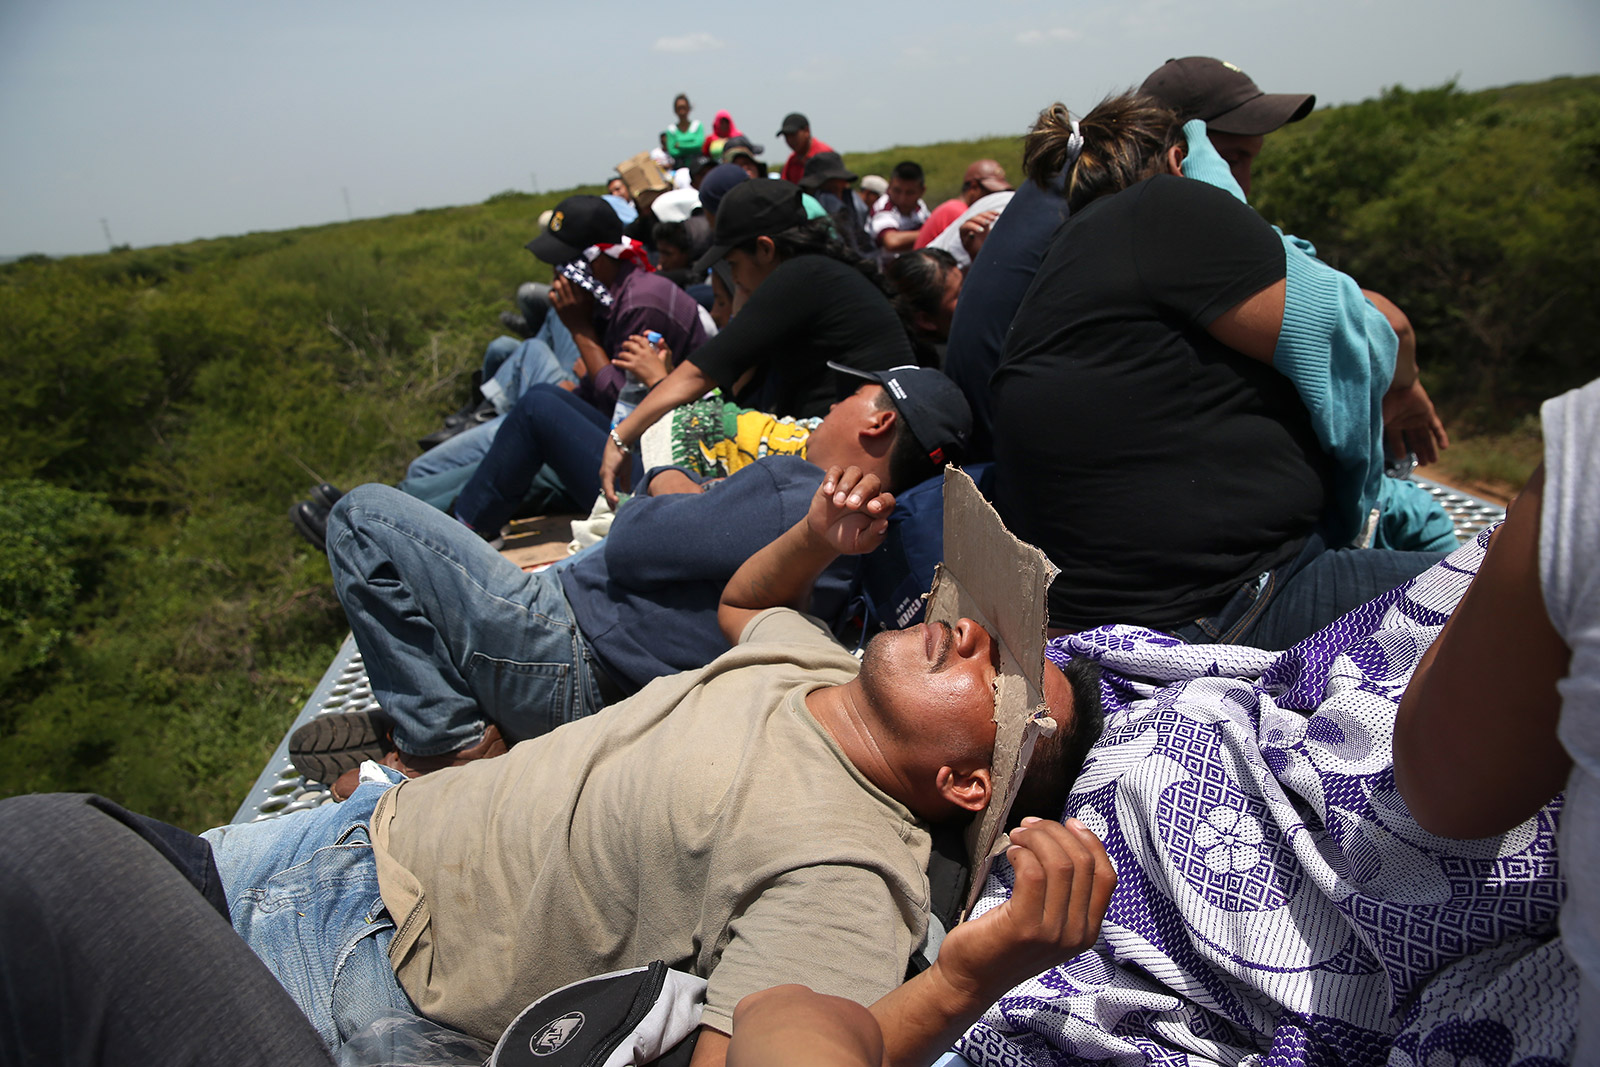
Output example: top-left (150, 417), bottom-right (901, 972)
top-left (808, 466), bottom-right (894, 557)
top-left (935, 818), bottom-right (1114, 1003)
top-left (867, 818), bottom-right (1115, 1067)
top-left (614, 334), bottom-right (674, 387)
top-left (1382, 378), bottom-right (1450, 466)
top-left (959, 209), bottom-right (1000, 260)
top-left (549, 275), bottom-right (596, 334)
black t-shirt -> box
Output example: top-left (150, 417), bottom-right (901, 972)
top-left (689, 254), bottom-right (912, 418)
top-left (991, 175), bottom-right (1328, 630)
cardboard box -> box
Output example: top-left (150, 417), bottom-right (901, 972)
top-left (923, 466), bottom-right (1060, 914)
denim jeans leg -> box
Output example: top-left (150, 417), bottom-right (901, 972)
top-left (404, 414), bottom-right (506, 481)
top-left (201, 773), bottom-right (416, 1054)
top-left (454, 385), bottom-right (609, 534)
top-left (1243, 545), bottom-right (1448, 650)
top-left (480, 337), bottom-right (576, 415)
top-left (481, 335), bottom-right (523, 382)
top-left (326, 484), bottom-right (608, 754)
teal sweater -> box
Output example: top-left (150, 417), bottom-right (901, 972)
top-left (1181, 121), bottom-right (1457, 552)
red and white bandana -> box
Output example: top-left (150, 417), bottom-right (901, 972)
top-left (582, 235), bottom-right (655, 272)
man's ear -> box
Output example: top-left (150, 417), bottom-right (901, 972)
top-left (860, 404), bottom-right (897, 441)
top-left (755, 235), bottom-right (778, 265)
top-left (936, 764), bottom-right (992, 813)
top-left (1165, 143), bottom-right (1187, 178)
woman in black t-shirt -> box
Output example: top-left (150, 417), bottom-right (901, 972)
top-left (991, 94), bottom-right (1328, 636)
top-left (600, 181), bottom-right (911, 504)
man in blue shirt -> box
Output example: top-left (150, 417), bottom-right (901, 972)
top-left (291, 366), bottom-right (971, 796)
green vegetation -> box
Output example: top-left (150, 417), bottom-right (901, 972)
top-left (2, 79), bottom-right (1597, 830)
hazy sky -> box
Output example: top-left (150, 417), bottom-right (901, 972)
top-left (2, 0), bottom-right (1596, 256)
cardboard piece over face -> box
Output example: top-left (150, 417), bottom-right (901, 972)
top-left (923, 467), bottom-right (1060, 915)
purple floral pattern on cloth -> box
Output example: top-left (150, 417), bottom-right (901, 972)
top-left (956, 528), bottom-right (1576, 1066)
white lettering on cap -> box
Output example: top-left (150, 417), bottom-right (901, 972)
top-left (887, 379), bottom-right (908, 401)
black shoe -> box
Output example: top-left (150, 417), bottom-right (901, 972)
top-left (309, 483), bottom-right (344, 511)
top-left (289, 709), bottom-right (392, 784)
top-left (499, 310), bottom-right (533, 338)
top-left (417, 400), bottom-right (498, 452)
top-left (289, 500), bottom-right (329, 553)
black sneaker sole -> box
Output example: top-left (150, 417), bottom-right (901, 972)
top-left (289, 710), bottom-right (390, 784)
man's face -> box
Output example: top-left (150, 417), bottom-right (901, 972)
top-left (783, 128), bottom-right (811, 154)
top-left (733, 156), bottom-right (764, 180)
top-left (857, 617), bottom-right (1002, 759)
top-left (1206, 132), bottom-right (1265, 197)
top-left (657, 242), bottom-right (691, 273)
top-left (804, 383), bottom-right (883, 458)
top-left (607, 178), bottom-right (630, 201)
top-left (887, 177), bottom-right (924, 215)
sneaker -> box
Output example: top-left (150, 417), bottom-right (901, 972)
top-left (499, 310), bottom-right (533, 338)
top-left (289, 709), bottom-right (392, 784)
top-left (289, 500), bottom-right (330, 553)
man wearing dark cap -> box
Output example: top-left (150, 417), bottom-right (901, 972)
top-left (800, 150), bottom-right (874, 257)
top-left (294, 360), bottom-right (973, 791)
top-left (946, 56), bottom-right (1313, 461)
top-left (777, 112), bottom-right (833, 185)
top-left (720, 135), bottom-right (766, 180)
top-left (530, 194), bottom-right (709, 409)
top-left (1139, 55), bottom-right (1314, 196)
top-left (915, 159), bottom-right (1012, 250)
top-left (695, 162), bottom-right (750, 224)
top-left (400, 195), bottom-right (711, 491)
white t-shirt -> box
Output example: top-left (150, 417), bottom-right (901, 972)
top-left (869, 193), bottom-right (930, 264)
top-left (925, 190), bottom-right (1016, 268)
top-left (1540, 375), bottom-right (1600, 1061)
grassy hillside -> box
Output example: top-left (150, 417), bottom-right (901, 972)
top-left (2, 77), bottom-right (1597, 830)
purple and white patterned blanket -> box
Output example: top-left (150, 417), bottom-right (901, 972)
top-left (956, 530), bottom-right (1575, 1066)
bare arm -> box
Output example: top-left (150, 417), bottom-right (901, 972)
top-left (718, 466), bottom-right (893, 645)
top-left (880, 229), bottom-right (920, 253)
top-left (1393, 465), bottom-right (1572, 837)
top-left (1362, 289), bottom-right (1449, 464)
top-left (726, 987), bottom-right (883, 1067)
top-left (689, 1028), bottom-right (730, 1067)
top-left (1204, 278), bottom-right (1285, 365)
top-left (870, 819), bottom-right (1115, 1067)
top-left (599, 358), bottom-right (717, 505)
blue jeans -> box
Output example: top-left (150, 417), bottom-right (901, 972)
top-left (200, 770), bottom-right (415, 1054)
top-left (326, 484), bottom-right (610, 755)
top-left (479, 315), bottom-right (583, 415)
top-left (454, 384), bottom-right (610, 535)
top-left (1174, 531), bottom-right (1447, 649)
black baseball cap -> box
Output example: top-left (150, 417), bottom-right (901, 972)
top-left (828, 362), bottom-right (972, 467)
top-left (798, 151), bottom-right (856, 192)
top-left (526, 195), bottom-right (625, 264)
top-left (777, 112), bottom-right (809, 136)
top-left (721, 134), bottom-right (766, 158)
top-left (693, 179), bottom-right (809, 273)
top-left (1139, 57), bottom-right (1314, 136)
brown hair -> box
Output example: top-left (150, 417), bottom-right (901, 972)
top-left (1023, 93), bottom-right (1184, 213)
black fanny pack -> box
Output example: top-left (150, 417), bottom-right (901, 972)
top-left (490, 961), bottom-right (705, 1067)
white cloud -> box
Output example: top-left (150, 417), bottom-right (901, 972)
top-left (1015, 27), bottom-right (1082, 46)
top-left (652, 32), bottom-right (725, 53)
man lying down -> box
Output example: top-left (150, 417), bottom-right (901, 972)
top-left (0, 467), bottom-right (1114, 1067)
top-left (949, 526), bottom-right (1574, 1066)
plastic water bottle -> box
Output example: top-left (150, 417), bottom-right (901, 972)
top-left (611, 331), bottom-right (658, 429)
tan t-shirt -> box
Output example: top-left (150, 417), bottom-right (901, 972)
top-left (369, 608), bottom-right (932, 1041)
